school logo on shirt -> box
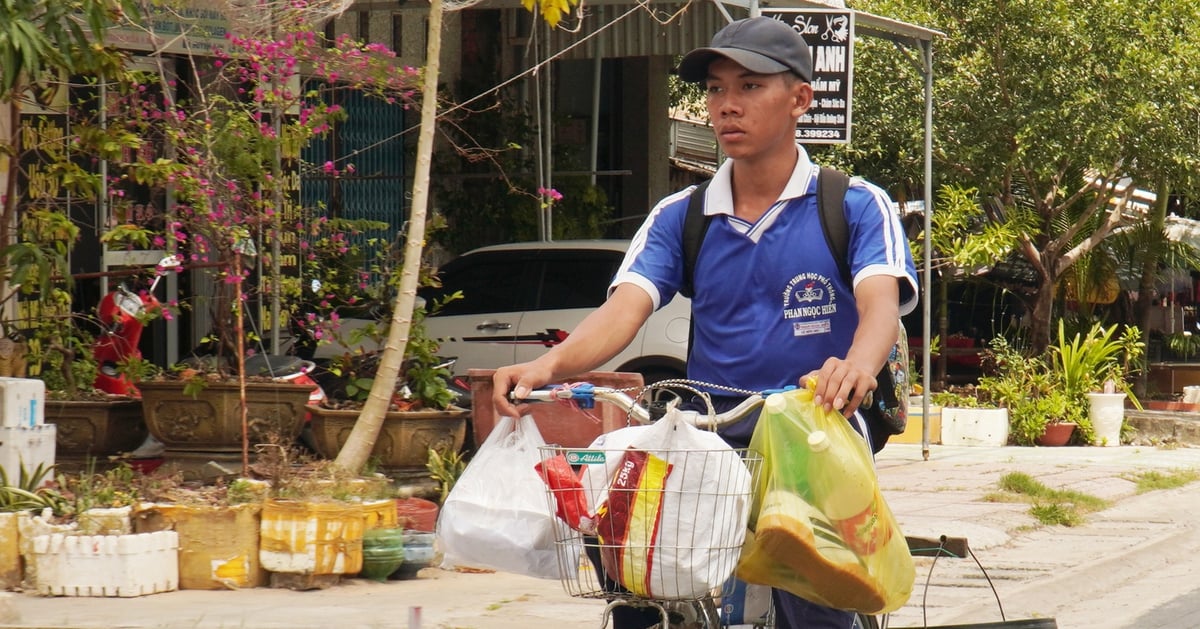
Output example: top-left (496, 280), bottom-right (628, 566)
top-left (782, 272), bottom-right (837, 337)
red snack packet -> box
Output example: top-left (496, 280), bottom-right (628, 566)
top-left (535, 454), bottom-right (592, 530)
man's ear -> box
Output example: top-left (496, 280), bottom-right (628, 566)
top-left (792, 82), bottom-right (814, 117)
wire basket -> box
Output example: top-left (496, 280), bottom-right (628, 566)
top-left (539, 445), bottom-right (762, 603)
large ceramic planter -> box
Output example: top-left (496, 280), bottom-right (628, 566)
top-left (139, 380), bottom-right (312, 459)
top-left (1087, 392), bottom-right (1127, 446)
top-left (46, 398), bottom-right (147, 463)
top-left (306, 405), bottom-right (468, 470)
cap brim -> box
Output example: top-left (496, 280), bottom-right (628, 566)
top-left (676, 47), bottom-right (789, 82)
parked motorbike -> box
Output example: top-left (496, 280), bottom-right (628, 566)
top-left (94, 254), bottom-right (328, 458)
top-left (93, 254), bottom-right (183, 396)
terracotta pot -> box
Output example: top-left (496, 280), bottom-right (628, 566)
top-left (307, 405), bottom-right (468, 469)
top-left (395, 497), bottom-right (439, 532)
top-left (1034, 421), bottom-right (1077, 447)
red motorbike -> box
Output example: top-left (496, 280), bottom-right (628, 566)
top-left (93, 255), bottom-right (182, 396)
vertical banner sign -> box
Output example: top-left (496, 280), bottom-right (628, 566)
top-left (16, 110), bottom-right (72, 326)
top-left (259, 153), bottom-right (303, 335)
top-left (763, 9), bottom-right (855, 145)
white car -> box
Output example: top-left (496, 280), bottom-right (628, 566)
top-left (417, 240), bottom-right (691, 383)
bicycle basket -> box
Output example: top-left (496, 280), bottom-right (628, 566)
top-left (537, 411), bottom-right (762, 602)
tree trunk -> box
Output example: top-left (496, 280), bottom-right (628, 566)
top-left (936, 272), bottom-right (949, 389)
top-left (1134, 178), bottom-right (1170, 398)
top-left (1028, 273), bottom-right (1057, 355)
top-left (334, 0), bottom-right (444, 473)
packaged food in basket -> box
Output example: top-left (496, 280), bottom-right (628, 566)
top-left (736, 389), bottom-right (914, 614)
top-left (592, 449), bottom-right (673, 596)
top-left (578, 409), bottom-right (754, 599)
top-left (535, 454), bottom-right (592, 531)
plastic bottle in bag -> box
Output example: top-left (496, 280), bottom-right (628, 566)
top-left (761, 393), bottom-right (813, 496)
top-left (806, 429), bottom-right (891, 555)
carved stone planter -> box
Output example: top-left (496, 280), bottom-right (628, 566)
top-left (306, 405), bottom-right (468, 470)
top-left (139, 380), bottom-right (313, 471)
top-left (45, 398), bottom-right (147, 463)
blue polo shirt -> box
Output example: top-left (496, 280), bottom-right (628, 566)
top-left (613, 145), bottom-right (918, 394)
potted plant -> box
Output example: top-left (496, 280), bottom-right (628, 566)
top-left (933, 381), bottom-right (1011, 447)
top-left (978, 322), bottom-right (1144, 447)
top-left (1050, 321), bottom-right (1143, 446)
top-left (251, 450), bottom-right (398, 590)
top-left (976, 338), bottom-right (1074, 446)
top-left (305, 295), bottom-right (468, 480)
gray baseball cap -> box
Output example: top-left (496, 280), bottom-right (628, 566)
top-left (677, 17), bottom-right (813, 83)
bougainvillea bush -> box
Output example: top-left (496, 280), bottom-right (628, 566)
top-left (99, 20), bottom-right (422, 375)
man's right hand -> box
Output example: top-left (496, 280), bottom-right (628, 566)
top-left (491, 362), bottom-right (555, 419)
top-left (490, 283), bottom-right (655, 418)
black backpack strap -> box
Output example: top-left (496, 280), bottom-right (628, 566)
top-left (815, 167), bottom-right (904, 452)
top-left (815, 167), bottom-right (853, 286)
top-left (681, 180), bottom-right (712, 362)
top-left (680, 180), bottom-right (713, 299)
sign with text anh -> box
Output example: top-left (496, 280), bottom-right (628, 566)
top-left (763, 9), bottom-right (855, 145)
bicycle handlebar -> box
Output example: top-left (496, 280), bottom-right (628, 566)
top-left (514, 382), bottom-right (792, 429)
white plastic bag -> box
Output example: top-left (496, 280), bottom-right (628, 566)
top-left (580, 409), bottom-right (753, 598)
top-left (436, 414), bottom-right (566, 579)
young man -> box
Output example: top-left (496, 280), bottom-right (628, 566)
top-left (492, 16), bottom-right (918, 629)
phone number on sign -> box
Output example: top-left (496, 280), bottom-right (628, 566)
top-left (797, 128), bottom-right (843, 140)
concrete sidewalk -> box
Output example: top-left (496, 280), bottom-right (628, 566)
top-left (4, 442), bottom-right (1200, 628)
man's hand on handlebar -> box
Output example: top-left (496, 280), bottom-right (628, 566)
top-left (805, 356), bottom-right (877, 418)
top-left (491, 362), bottom-right (555, 418)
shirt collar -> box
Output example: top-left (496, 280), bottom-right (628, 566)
top-left (702, 143), bottom-right (819, 217)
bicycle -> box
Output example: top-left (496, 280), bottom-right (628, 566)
top-left (518, 380), bottom-right (884, 629)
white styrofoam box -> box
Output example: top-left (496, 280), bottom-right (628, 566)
top-left (940, 407), bottom-right (1010, 446)
top-left (32, 531), bottom-right (179, 597)
top-left (0, 424), bottom-right (56, 479)
top-left (78, 506), bottom-right (133, 536)
top-left (0, 377), bottom-right (45, 428)
top-left (17, 509), bottom-right (78, 589)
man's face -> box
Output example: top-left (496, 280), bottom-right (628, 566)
top-left (703, 57), bottom-right (813, 162)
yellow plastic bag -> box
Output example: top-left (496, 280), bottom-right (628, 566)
top-left (736, 387), bottom-right (915, 614)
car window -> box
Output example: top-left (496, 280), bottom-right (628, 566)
top-left (426, 254), bottom-right (533, 316)
top-left (534, 252), bottom-right (621, 311)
